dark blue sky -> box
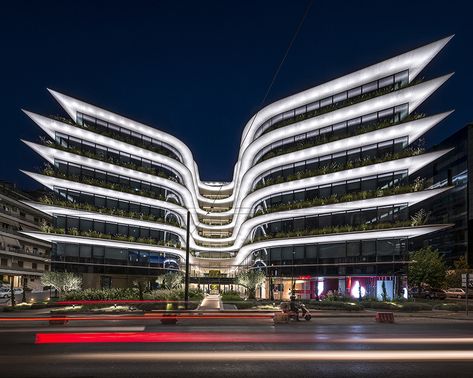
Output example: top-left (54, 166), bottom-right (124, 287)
top-left (1, 0), bottom-right (472, 188)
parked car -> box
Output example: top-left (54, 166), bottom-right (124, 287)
top-left (0, 287), bottom-right (11, 298)
top-left (412, 287), bottom-right (447, 300)
top-left (445, 288), bottom-right (466, 299)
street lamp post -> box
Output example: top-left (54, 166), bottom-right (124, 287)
top-left (291, 250), bottom-right (296, 295)
top-left (184, 210), bottom-right (191, 310)
top-left (22, 277), bottom-right (27, 303)
top-left (10, 276), bottom-right (15, 308)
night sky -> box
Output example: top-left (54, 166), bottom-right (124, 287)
top-left (1, 0), bottom-right (472, 189)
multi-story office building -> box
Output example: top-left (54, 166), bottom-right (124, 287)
top-left (21, 37), bottom-right (453, 298)
top-left (0, 183), bottom-right (51, 291)
top-left (411, 124), bottom-right (473, 265)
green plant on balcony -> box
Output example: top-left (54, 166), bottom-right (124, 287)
top-left (50, 115), bottom-right (181, 161)
top-left (38, 195), bottom-right (183, 228)
top-left (69, 227), bottom-right (79, 236)
top-left (249, 220), bottom-right (413, 244)
top-left (41, 165), bottom-right (182, 207)
top-left (43, 140), bottom-right (181, 184)
top-left (257, 113), bottom-right (425, 164)
top-left (253, 147), bottom-right (425, 192)
top-left (260, 78), bottom-right (422, 137)
top-left (410, 208), bottom-right (430, 226)
top-left (42, 225), bottom-right (183, 249)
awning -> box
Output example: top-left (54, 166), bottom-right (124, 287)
top-left (0, 235), bottom-right (21, 249)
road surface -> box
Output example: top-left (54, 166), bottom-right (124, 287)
top-left (1, 314), bottom-right (473, 377)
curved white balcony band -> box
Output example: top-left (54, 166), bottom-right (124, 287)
top-left (230, 110), bottom-right (451, 209)
top-left (21, 170), bottom-right (190, 222)
top-left (22, 111), bottom-right (208, 207)
top-left (40, 75), bottom-right (452, 213)
top-left (45, 37), bottom-right (452, 199)
top-left (23, 187), bottom-right (448, 253)
top-left (22, 148), bottom-right (449, 246)
top-left (203, 150), bottom-right (451, 240)
top-left (231, 75), bottom-right (452, 202)
top-left (24, 111), bottom-right (451, 231)
top-left (20, 225), bottom-right (453, 270)
top-left (213, 224), bottom-right (453, 269)
top-left (23, 141), bottom-right (191, 210)
top-left (22, 148), bottom-right (450, 249)
top-left (20, 231), bottom-right (192, 263)
top-left (22, 202), bottom-right (186, 244)
top-left (25, 85), bottom-right (451, 218)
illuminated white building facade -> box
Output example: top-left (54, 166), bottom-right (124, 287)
top-left (21, 37), bottom-right (453, 294)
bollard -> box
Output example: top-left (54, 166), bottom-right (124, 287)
top-left (375, 312), bottom-right (394, 323)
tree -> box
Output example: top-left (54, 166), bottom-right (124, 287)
top-left (236, 270), bottom-right (265, 300)
top-left (408, 247), bottom-right (447, 289)
top-left (133, 278), bottom-right (152, 300)
top-left (41, 272), bottom-right (82, 295)
top-left (445, 256), bottom-right (470, 288)
top-left (410, 208), bottom-right (430, 227)
top-left (380, 280), bottom-right (387, 301)
top-left (156, 272), bottom-right (184, 290)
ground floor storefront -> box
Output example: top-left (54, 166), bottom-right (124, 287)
top-left (257, 275), bottom-right (408, 301)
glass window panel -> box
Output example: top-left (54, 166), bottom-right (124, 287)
top-left (307, 101), bottom-right (320, 112)
top-left (362, 81), bottom-right (378, 94)
top-left (281, 247), bottom-right (294, 261)
top-left (65, 244), bottom-right (79, 257)
top-left (80, 245), bottom-right (92, 258)
top-left (93, 246), bottom-right (105, 257)
top-left (347, 242), bottom-right (360, 257)
top-left (80, 218), bottom-right (93, 231)
top-left (305, 245), bottom-right (317, 258)
top-left (348, 87), bottom-right (362, 98)
top-left (319, 243), bottom-right (345, 258)
top-left (67, 217), bottom-right (79, 229)
top-left (320, 97), bottom-right (332, 108)
top-left (377, 240), bottom-right (394, 256)
top-left (362, 240), bottom-right (376, 256)
top-left (333, 92), bottom-right (347, 103)
top-left (379, 76), bottom-right (394, 88)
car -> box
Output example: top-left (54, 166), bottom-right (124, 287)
top-left (419, 288), bottom-right (447, 300)
top-left (0, 287), bottom-right (11, 298)
top-left (445, 288), bottom-right (466, 299)
top-left (410, 287), bottom-right (447, 300)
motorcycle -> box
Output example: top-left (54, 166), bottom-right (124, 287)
top-left (280, 301), bottom-right (312, 321)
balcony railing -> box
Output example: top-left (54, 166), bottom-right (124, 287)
top-left (253, 147), bottom-right (425, 192)
top-left (252, 180), bottom-right (429, 217)
top-left (38, 195), bottom-right (184, 229)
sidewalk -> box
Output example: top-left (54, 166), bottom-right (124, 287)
top-left (310, 310), bottom-right (473, 321)
top-left (197, 295), bottom-right (223, 310)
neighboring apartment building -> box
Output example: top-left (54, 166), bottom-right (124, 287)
top-left (0, 183), bottom-right (51, 291)
top-left (21, 37), bottom-right (453, 299)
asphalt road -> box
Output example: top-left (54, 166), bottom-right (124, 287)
top-left (1, 317), bottom-right (473, 377)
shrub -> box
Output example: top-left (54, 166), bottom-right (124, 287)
top-left (63, 288), bottom-right (140, 301)
top-left (433, 303), bottom-right (473, 312)
top-left (361, 301), bottom-right (401, 311)
top-left (221, 291), bottom-right (243, 301)
top-left (227, 301), bottom-right (258, 309)
top-left (30, 303), bottom-right (49, 309)
top-left (307, 300), bottom-right (363, 311)
top-left (398, 302), bottom-right (432, 312)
